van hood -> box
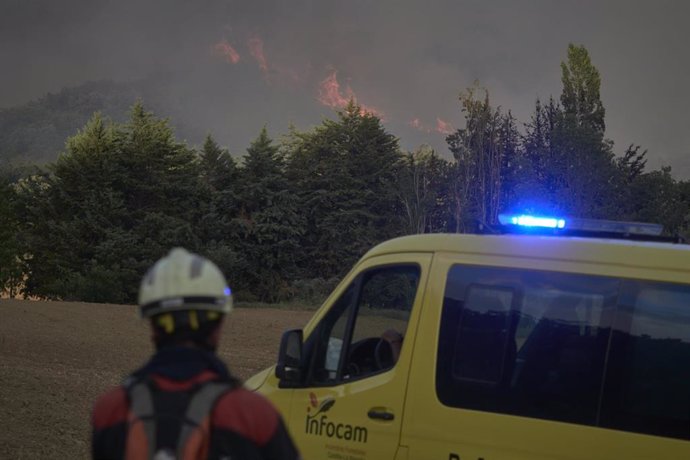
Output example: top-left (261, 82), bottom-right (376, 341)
top-left (243, 366), bottom-right (273, 392)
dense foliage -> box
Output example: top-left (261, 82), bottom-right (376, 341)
top-left (2, 44), bottom-right (690, 303)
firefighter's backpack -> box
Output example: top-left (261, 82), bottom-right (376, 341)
top-left (124, 378), bottom-right (233, 460)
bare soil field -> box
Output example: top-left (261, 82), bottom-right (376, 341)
top-left (0, 299), bottom-right (314, 459)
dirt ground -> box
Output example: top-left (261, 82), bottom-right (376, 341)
top-left (0, 299), bottom-right (314, 459)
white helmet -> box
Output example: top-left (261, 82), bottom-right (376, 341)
top-left (138, 247), bottom-right (232, 318)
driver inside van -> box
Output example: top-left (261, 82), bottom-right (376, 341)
top-left (381, 328), bottom-right (404, 364)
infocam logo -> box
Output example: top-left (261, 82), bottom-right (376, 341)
top-left (305, 392), bottom-right (368, 443)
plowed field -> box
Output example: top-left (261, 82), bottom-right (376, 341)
top-left (0, 299), bottom-right (314, 459)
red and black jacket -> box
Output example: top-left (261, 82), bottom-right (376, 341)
top-left (91, 346), bottom-right (300, 460)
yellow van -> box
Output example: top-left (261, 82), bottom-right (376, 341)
top-left (245, 215), bottom-right (690, 459)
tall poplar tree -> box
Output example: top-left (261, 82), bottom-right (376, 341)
top-left (555, 44), bottom-right (616, 217)
top-left (521, 45), bottom-right (616, 218)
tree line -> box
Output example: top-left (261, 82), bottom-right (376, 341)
top-left (2, 44), bottom-right (689, 304)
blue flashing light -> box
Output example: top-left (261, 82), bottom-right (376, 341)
top-left (498, 213), bottom-right (665, 237)
top-left (224, 287), bottom-right (232, 296)
top-left (500, 214), bottom-right (566, 229)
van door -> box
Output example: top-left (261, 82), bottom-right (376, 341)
top-left (285, 253), bottom-right (431, 460)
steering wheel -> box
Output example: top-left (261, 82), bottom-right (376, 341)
top-left (374, 338), bottom-right (394, 370)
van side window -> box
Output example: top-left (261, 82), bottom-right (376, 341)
top-left (452, 285), bottom-right (516, 385)
top-left (313, 283), bottom-right (357, 382)
top-left (309, 265), bottom-right (420, 385)
top-left (601, 281), bottom-right (690, 440)
top-left (437, 265), bottom-right (618, 426)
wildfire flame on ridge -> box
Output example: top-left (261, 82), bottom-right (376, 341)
top-left (436, 117), bottom-right (454, 135)
top-left (317, 71), bottom-right (383, 118)
top-left (410, 118), bottom-right (424, 130)
top-left (210, 34), bottom-right (454, 136)
top-left (409, 117), bottom-right (455, 135)
top-left (247, 37), bottom-right (268, 72)
top-left (212, 39), bottom-right (240, 64)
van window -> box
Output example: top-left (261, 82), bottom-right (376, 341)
top-left (438, 265), bottom-right (690, 440)
top-left (437, 265), bottom-right (618, 425)
top-left (452, 285), bottom-right (515, 385)
top-left (309, 264), bottom-right (420, 385)
top-left (318, 284), bottom-right (357, 380)
top-left (601, 280), bottom-right (690, 440)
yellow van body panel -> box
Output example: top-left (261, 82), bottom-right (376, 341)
top-left (258, 253), bottom-right (433, 459)
top-left (402, 250), bottom-right (690, 460)
top-left (254, 233), bottom-right (690, 459)
top-left (363, 233), bottom-right (690, 282)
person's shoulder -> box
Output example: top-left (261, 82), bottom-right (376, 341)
top-left (214, 387), bottom-right (280, 420)
top-left (92, 386), bottom-right (128, 430)
top-left (212, 387), bottom-right (281, 445)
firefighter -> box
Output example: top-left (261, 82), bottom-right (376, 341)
top-left (91, 247), bottom-right (300, 459)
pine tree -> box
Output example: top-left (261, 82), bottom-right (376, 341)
top-left (16, 113), bottom-right (128, 301)
top-left (17, 104), bottom-right (206, 303)
top-left (199, 134), bottom-right (237, 192)
top-left (286, 102), bottom-right (403, 279)
top-left (232, 127), bottom-right (303, 301)
top-left (0, 171), bottom-right (22, 297)
top-left (195, 134), bottom-right (243, 288)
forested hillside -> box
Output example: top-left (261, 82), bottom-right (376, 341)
top-left (2, 45), bottom-right (689, 304)
top-left (0, 78), bottom-right (186, 166)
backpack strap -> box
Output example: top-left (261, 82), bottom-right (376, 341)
top-left (176, 382), bottom-right (233, 458)
top-left (127, 381), bottom-right (157, 459)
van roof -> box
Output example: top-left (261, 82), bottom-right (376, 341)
top-left (363, 233), bottom-right (690, 281)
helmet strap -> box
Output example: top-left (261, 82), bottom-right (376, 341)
top-left (151, 311), bottom-right (223, 352)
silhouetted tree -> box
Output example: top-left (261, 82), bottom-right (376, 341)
top-left (447, 86), bottom-right (520, 231)
top-left (286, 102), bottom-right (403, 278)
top-left (228, 128), bottom-right (304, 301)
top-left (0, 170), bottom-right (22, 296)
top-left (17, 104), bottom-right (205, 302)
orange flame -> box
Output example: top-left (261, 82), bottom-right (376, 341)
top-left (317, 71), bottom-right (383, 117)
top-left (318, 71), bottom-right (353, 107)
top-left (212, 39), bottom-right (240, 64)
top-left (247, 37), bottom-right (268, 72)
top-left (435, 117), bottom-right (454, 134)
top-left (409, 118), bottom-right (425, 131)
top-left (410, 117), bottom-right (455, 134)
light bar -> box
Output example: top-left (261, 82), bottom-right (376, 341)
top-left (567, 218), bottom-right (663, 236)
top-left (498, 213), bottom-right (664, 237)
top-left (499, 214), bottom-right (566, 229)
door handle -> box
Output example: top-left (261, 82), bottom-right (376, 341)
top-left (367, 409), bottom-right (395, 421)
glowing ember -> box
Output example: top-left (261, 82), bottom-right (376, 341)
top-left (409, 118), bottom-right (425, 131)
top-left (212, 39), bottom-right (240, 64)
top-left (318, 72), bottom-right (352, 107)
top-left (317, 71), bottom-right (383, 117)
top-left (247, 37), bottom-right (268, 72)
top-left (435, 117), bottom-right (454, 134)
top-left (410, 117), bottom-right (455, 134)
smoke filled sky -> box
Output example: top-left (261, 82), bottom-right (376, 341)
top-left (2, 0), bottom-right (690, 176)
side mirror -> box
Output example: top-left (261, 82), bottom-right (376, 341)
top-left (276, 329), bottom-right (304, 384)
